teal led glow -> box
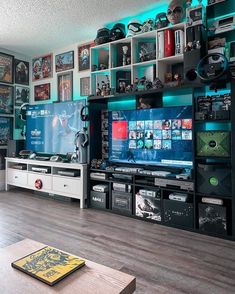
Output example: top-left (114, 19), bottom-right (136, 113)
top-left (108, 98), bottom-right (136, 111)
top-left (163, 89), bottom-right (192, 107)
top-left (205, 122), bottom-right (231, 131)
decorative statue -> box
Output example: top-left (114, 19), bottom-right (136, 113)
top-left (167, 0), bottom-right (185, 25)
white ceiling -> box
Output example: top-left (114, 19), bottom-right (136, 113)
top-left (0, 0), bottom-right (164, 57)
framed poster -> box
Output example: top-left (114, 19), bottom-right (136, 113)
top-left (0, 117), bottom-right (12, 146)
top-left (0, 52), bottom-right (14, 84)
top-left (34, 83), bottom-right (50, 101)
top-left (55, 51), bottom-right (74, 72)
top-left (32, 53), bottom-right (53, 81)
top-left (0, 84), bottom-right (14, 114)
top-left (78, 43), bottom-right (91, 71)
top-left (57, 71), bottom-right (73, 101)
top-left (15, 86), bottom-right (30, 106)
top-left (14, 59), bottom-right (29, 85)
top-left (80, 77), bottom-right (90, 96)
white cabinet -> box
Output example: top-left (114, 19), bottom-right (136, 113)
top-left (5, 157), bottom-right (87, 208)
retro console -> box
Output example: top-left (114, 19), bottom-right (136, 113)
top-left (139, 189), bottom-right (160, 198)
top-left (175, 30), bottom-right (184, 55)
top-left (93, 184), bottom-right (108, 192)
top-left (196, 131), bottom-right (230, 157)
top-left (169, 193), bottom-right (188, 202)
top-left (154, 178), bottom-right (194, 191)
top-left (113, 182), bottom-right (131, 193)
top-left (90, 172), bottom-right (107, 180)
top-left (31, 166), bottom-right (51, 173)
top-left (209, 14), bottom-right (235, 35)
top-left (197, 163), bottom-right (231, 196)
top-left (57, 170), bottom-right (80, 177)
top-left (201, 197), bottom-right (223, 206)
top-left (115, 167), bottom-right (142, 173)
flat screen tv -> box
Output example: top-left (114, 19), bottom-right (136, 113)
top-left (26, 100), bottom-right (85, 155)
top-left (108, 106), bottom-right (193, 168)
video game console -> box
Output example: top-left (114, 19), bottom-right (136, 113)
top-left (93, 184), bottom-right (108, 193)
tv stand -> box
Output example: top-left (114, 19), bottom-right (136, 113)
top-left (5, 157), bottom-right (87, 208)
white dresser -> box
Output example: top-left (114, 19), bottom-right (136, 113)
top-left (5, 157), bottom-right (87, 208)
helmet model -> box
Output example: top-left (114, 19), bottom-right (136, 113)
top-left (155, 12), bottom-right (169, 29)
top-left (110, 23), bottom-right (126, 41)
top-left (141, 18), bottom-right (155, 33)
top-left (94, 27), bottom-right (110, 45)
top-left (127, 19), bottom-right (143, 37)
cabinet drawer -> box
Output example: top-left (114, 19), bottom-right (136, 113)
top-left (28, 173), bottom-right (52, 190)
top-left (52, 177), bottom-right (81, 197)
top-left (7, 169), bottom-right (27, 186)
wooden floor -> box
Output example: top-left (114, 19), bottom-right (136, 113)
top-left (0, 190), bottom-right (235, 294)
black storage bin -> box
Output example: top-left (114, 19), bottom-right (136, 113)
top-left (198, 203), bottom-right (227, 236)
top-left (112, 191), bottom-right (132, 215)
top-left (164, 199), bottom-right (194, 228)
top-left (90, 191), bottom-right (107, 209)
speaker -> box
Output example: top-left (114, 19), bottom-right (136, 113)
top-left (197, 163), bottom-right (232, 196)
top-left (175, 30), bottom-right (184, 55)
top-left (164, 29), bottom-right (175, 58)
top-left (7, 140), bottom-right (25, 157)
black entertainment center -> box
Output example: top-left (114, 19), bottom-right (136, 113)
top-left (87, 0), bottom-right (235, 240)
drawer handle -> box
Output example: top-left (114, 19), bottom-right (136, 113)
top-left (14, 176), bottom-right (18, 179)
top-left (64, 184), bottom-right (68, 187)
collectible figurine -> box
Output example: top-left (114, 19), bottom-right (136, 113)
top-left (167, 0), bottom-right (185, 25)
top-left (165, 72), bottom-right (173, 83)
top-left (122, 45), bottom-right (129, 66)
top-left (96, 83), bottom-right (101, 96)
top-left (152, 78), bottom-right (164, 89)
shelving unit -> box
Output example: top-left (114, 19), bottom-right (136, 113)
top-left (90, 23), bottom-right (186, 96)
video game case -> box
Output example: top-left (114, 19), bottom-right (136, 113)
top-left (197, 96), bottom-right (212, 113)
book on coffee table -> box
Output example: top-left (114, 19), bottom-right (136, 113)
top-left (11, 246), bottom-right (85, 286)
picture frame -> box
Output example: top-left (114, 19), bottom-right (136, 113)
top-left (55, 51), bottom-right (74, 72)
top-left (0, 84), bottom-right (14, 114)
top-left (32, 53), bottom-right (53, 81)
top-left (80, 77), bottom-right (90, 96)
top-left (15, 85), bottom-right (30, 106)
top-left (57, 71), bottom-right (73, 101)
top-left (78, 43), bottom-right (91, 71)
top-left (14, 59), bottom-right (29, 85)
top-left (0, 117), bottom-right (12, 147)
top-left (34, 83), bottom-right (51, 101)
top-left (0, 52), bottom-right (14, 84)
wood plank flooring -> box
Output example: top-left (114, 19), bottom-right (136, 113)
top-left (0, 189), bottom-right (235, 294)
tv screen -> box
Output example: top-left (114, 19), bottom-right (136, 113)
top-left (108, 106), bottom-right (193, 168)
top-left (26, 100), bottom-right (85, 154)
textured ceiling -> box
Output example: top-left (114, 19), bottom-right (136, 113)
top-left (0, 0), bottom-right (164, 57)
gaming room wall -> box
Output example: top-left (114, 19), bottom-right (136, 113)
top-left (1, 0), bottom-right (235, 240)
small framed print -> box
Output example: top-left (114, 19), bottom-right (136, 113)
top-left (57, 71), bottom-right (73, 101)
top-left (78, 43), bottom-right (91, 71)
top-left (34, 83), bottom-right (50, 101)
top-left (0, 84), bottom-right (14, 114)
top-left (55, 51), bottom-right (74, 72)
top-left (0, 52), bottom-right (14, 84)
top-left (14, 59), bottom-right (29, 85)
top-left (15, 86), bottom-right (30, 106)
top-left (80, 77), bottom-right (90, 96)
top-left (32, 53), bottom-right (53, 81)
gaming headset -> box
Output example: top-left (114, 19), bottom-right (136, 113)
top-left (80, 105), bottom-right (89, 121)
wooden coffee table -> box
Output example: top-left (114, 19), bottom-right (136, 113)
top-left (0, 239), bottom-right (136, 294)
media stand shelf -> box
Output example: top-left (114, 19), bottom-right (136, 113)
top-left (5, 157), bottom-right (87, 208)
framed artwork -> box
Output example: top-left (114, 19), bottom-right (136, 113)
top-left (0, 117), bottom-right (12, 147)
top-left (32, 53), bottom-right (53, 81)
top-left (34, 83), bottom-right (50, 101)
top-left (14, 107), bottom-right (25, 129)
top-left (80, 77), bottom-right (90, 96)
top-left (14, 59), bottom-right (29, 85)
top-left (0, 52), bottom-right (14, 84)
top-left (55, 51), bottom-right (74, 72)
top-left (78, 43), bottom-right (91, 71)
top-left (15, 86), bottom-right (30, 106)
top-left (57, 71), bottom-right (73, 101)
top-left (0, 84), bottom-right (14, 114)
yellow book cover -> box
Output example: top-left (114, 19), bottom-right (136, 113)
top-left (11, 246), bottom-right (85, 286)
